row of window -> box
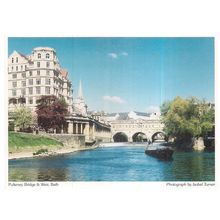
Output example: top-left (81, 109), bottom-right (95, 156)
top-left (36, 61), bottom-right (50, 68)
top-left (12, 78), bottom-right (51, 87)
top-left (11, 53), bottom-right (51, 64)
top-left (11, 57), bottom-right (19, 63)
top-left (12, 70), bottom-right (51, 78)
top-left (12, 87), bottom-right (51, 96)
top-left (10, 61), bottom-right (51, 72)
top-left (10, 65), bottom-right (27, 72)
top-left (37, 53), bottom-right (50, 59)
top-left (112, 124), bottom-right (160, 129)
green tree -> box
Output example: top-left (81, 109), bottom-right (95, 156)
top-left (161, 96), bottom-right (214, 143)
top-left (14, 107), bottom-right (32, 130)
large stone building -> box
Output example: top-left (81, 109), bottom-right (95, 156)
top-left (8, 47), bottom-right (73, 113)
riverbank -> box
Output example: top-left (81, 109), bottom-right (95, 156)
top-left (8, 132), bottom-right (98, 160)
top-left (8, 145), bottom-right (99, 160)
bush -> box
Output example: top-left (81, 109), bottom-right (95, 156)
top-left (33, 149), bottom-right (48, 156)
top-left (8, 122), bottom-right (15, 131)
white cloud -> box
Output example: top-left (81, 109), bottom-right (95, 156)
top-left (107, 51), bottom-right (128, 59)
top-left (146, 106), bottom-right (160, 113)
top-left (121, 52), bottom-right (128, 56)
top-left (103, 95), bottom-right (126, 104)
top-left (108, 53), bottom-right (118, 59)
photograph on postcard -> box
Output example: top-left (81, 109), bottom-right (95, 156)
top-left (8, 37), bottom-right (215, 181)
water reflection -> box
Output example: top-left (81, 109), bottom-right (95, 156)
top-left (8, 147), bottom-right (215, 181)
top-left (170, 152), bottom-right (215, 181)
top-left (9, 168), bottom-right (68, 181)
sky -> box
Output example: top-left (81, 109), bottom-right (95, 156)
top-left (8, 37), bottom-right (214, 113)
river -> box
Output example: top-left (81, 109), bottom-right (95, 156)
top-left (8, 146), bottom-right (215, 181)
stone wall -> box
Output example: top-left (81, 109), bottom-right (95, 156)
top-left (48, 134), bottom-right (85, 148)
top-left (94, 136), bottom-right (112, 143)
top-left (193, 137), bottom-right (205, 151)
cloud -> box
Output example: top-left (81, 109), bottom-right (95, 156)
top-left (121, 52), bottom-right (128, 56)
top-left (103, 95), bottom-right (126, 104)
top-left (107, 51), bottom-right (128, 59)
top-left (108, 53), bottom-right (118, 59)
top-left (146, 106), bottom-right (160, 113)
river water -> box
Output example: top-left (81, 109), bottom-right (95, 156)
top-left (8, 146), bottom-right (215, 181)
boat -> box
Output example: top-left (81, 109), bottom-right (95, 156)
top-left (145, 141), bottom-right (174, 160)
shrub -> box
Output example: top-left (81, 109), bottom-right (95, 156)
top-left (33, 148), bottom-right (48, 156)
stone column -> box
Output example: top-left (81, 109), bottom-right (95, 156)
top-left (82, 123), bottom-right (86, 135)
top-left (68, 121), bottom-right (73, 134)
top-left (84, 123), bottom-right (90, 141)
top-left (73, 123), bottom-right (76, 134)
top-left (92, 124), bottom-right (96, 140)
top-left (78, 123), bottom-right (81, 134)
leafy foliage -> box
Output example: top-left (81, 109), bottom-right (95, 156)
top-left (36, 95), bottom-right (68, 132)
top-left (160, 96), bottom-right (214, 142)
top-left (14, 106), bottom-right (32, 130)
top-left (33, 148), bottom-right (48, 156)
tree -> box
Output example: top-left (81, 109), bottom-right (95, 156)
top-left (36, 95), bottom-right (68, 132)
top-left (14, 106), bottom-right (32, 130)
top-left (160, 96), bottom-right (214, 143)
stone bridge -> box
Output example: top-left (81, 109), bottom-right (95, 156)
top-left (110, 119), bottom-right (165, 142)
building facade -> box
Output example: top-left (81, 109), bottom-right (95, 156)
top-left (8, 47), bottom-right (73, 113)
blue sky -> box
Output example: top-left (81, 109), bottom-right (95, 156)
top-left (8, 37), bottom-right (214, 113)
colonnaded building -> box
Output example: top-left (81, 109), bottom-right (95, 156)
top-left (8, 47), bottom-right (73, 113)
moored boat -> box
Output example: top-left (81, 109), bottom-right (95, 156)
top-left (145, 142), bottom-right (174, 160)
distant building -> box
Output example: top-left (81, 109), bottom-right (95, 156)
top-left (8, 47), bottom-right (73, 113)
top-left (101, 111), bottom-right (161, 122)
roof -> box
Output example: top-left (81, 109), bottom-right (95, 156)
top-left (117, 113), bottom-right (129, 120)
top-left (60, 69), bottom-right (68, 78)
top-left (134, 111), bottom-right (151, 117)
top-left (106, 111), bottom-right (152, 120)
top-left (33, 47), bottom-right (55, 52)
top-left (106, 113), bottom-right (117, 117)
top-left (18, 52), bottom-right (30, 61)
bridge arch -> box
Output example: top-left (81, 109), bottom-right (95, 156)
top-left (132, 132), bottom-right (148, 142)
top-left (151, 131), bottom-right (167, 142)
top-left (113, 132), bottom-right (128, 142)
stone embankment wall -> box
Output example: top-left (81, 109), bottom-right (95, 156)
top-left (47, 134), bottom-right (85, 148)
top-left (193, 137), bottom-right (205, 151)
top-left (94, 136), bottom-right (112, 143)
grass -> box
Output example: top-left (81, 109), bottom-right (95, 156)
top-left (9, 132), bottom-right (63, 153)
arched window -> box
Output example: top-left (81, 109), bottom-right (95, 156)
top-left (46, 53), bottom-right (50, 59)
top-left (38, 53), bottom-right (41, 59)
top-left (12, 58), bottom-right (14, 63)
